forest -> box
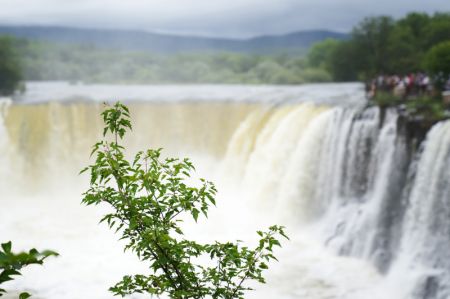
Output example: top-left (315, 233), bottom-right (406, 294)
top-left (0, 12), bottom-right (449, 90)
top-left (309, 12), bottom-right (450, 83)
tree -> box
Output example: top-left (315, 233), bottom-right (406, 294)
top-left (424, 41), bottom-right (450, 91)
top-left (385, 25), bottom-right (418, 74)
top-left (307, 38), bottom-right (340, 71)
top-left (424, 41), bottom-right (450, 75)
top-left (328, 41), bottom-right (359, 81)
top-left (397, 12), bottom-right (430, 49)
top-left (0, 36), bottom-right (22, 96)
top-left (0, 241), bottom-right (58, 298)
top-left (422, 13), bottom-right (450, 49)
top-left (351, 16), bottom-right (395, 78)
top-left (81, 102), bottom-right (288, 298)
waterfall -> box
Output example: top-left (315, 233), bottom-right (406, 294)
top-left (2, 91), bottom-right (450, 299)
top-left (0, 100), bottom-right (13, 191)
top-left (0, 101), bottom-right (257, 193)
top-left (224, 104), bottom-right (450, 298)
top-left (240, 103), bottom-right (328, 213)
top-left (393, 121), bottom-right (450, 299)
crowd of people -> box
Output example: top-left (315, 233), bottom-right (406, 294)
top-left (366, 72), bottom-right (435, 99)
top-left (366, 72), bottom-right (450, 100)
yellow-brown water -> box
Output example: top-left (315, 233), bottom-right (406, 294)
top-left (1, 101), bottom-right (259, 193)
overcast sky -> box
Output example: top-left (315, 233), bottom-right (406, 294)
top-left (0, 0), bottom-right (449, 38)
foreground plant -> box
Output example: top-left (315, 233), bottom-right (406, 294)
top-left (81, 102), bottom-right (288, 298)
top-left (0, 241), bottom-right (58, 298)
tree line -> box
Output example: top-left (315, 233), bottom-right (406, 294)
top-left (0, 12), bottom-right (449, 96)
top-left (308, 12), bottom-right (450, 85)
top-left (6, 39), bottom-right (330, 86)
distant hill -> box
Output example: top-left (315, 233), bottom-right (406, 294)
top-left (0, 25), bottom-right (348, 54)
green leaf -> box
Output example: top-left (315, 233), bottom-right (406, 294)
top-left (192, 209), bottom-right (199, 222)
top-left (19, 292), bottom-right (31, 299)
top-left (1, 242), bottom-right (11, 254)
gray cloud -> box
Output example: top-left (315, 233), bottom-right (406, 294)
top-left (0, 0), bottom-right (448, 37)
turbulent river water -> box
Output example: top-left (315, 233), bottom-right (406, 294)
top-left (1, 82), bottom-right (450, 299)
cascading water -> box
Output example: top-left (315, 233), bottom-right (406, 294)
top-left (1, 83), bottom-right (450, 299)
top-left (391, 121), bottom-right (450, 299)
top-left (222, 99), bottom-right (450, 298)
top-left (314, 108), bottom-right (407, 268)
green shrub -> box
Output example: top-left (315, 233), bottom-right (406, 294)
top-left (0, 241), bottom-right (58, 298)
top-left (300, 68), bottom-right (332, 83)
top-left (81, 102), bottom-right (288, 298)
top-left (405, 96), bottom-right (447, 120)
top-left (372, 92), bottom-right (403, 107)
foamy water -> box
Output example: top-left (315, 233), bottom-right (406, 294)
top-left (2, 82), bottom-right (450, 298)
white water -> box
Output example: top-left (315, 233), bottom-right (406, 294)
top-left (1, 82), bottom-right (450, 298)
